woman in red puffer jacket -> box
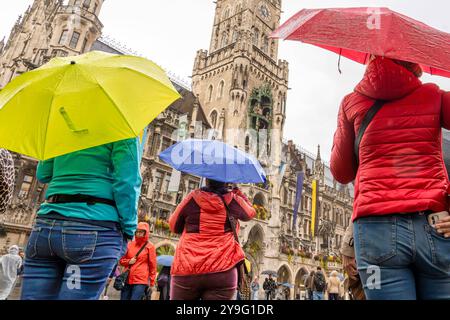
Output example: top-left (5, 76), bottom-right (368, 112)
top-left (169, 179), bottom-right (256, 300)
top-left (331, 55), bottom-right (450, 300)
top-left (119, 222), bottom-right (157, 300)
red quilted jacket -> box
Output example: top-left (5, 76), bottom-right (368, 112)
top-left (169, 188), bottom-right (256, 276)
top-left (331, 56), bottom-right (450, 221)
top-left (119, 222), bottom-right (157, 286)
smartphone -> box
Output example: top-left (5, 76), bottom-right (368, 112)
top-left (427, 211), bottom-right (450, 228)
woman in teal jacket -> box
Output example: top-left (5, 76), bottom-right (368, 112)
top-left (21, 135), bottom-right (144, 300)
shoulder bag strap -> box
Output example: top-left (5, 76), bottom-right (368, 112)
top-left (134, 242), bottom-right (148, 259)
top-left (218, 194), bottom-right (240, 244)
top-left (354, 100), bottom-right (387, 166)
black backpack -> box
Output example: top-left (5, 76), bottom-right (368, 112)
top-left (314, 272), bottom-right (326, 292)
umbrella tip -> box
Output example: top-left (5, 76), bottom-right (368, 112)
top-left (70, 61), bottom-right (76, 65)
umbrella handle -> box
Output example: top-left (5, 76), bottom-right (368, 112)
top-left (59, 107), bottom-right (89, 134)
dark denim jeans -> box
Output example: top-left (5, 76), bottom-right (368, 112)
top-left (21, 218), bottom-right (124, 300)
top-left (354, 213), bottom-right (450, 300)
top-left (120, 284), bottom-right (147, 300)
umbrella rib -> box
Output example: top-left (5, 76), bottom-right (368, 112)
top-left (80, 66), bottom-right (137, 137)
top-left (42, 68), bottom-right (71, 159)
top-left (120, 66), bottom-right (178, 94)
top-left (96, 82), bottom-right (137, 136)
top-left (0, 68), bottom-right (62, 108)
top-left (100, 55), bottom-right (176, 93)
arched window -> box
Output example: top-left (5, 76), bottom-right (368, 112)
top-left (245, 135), bottom-right (250, 152)
top-left (221, 32), bottom-right (228, 47)
top-left (232, 29), bottom-right (239, 42)
top-left (69, 31), bottom-right (80, 49)
top-left (252, 28), bottom-right (259, 46)
top-left (210, 110), bottom-right (218, 128)
top-left (207, 85), bottom-right (213, 102)
top-left (59, 30), bottom-right (69, 45)
top-left (283, 187), bottom-right (288, 205)
top-left (223, 8), bottom-right (230, 20)
top-left (262, 36), bottom-right (269, 53)
top-left (218, 81), bottom-right (225, 99)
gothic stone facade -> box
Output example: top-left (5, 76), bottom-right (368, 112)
top-left (0, 0), bottom-right (354, 299)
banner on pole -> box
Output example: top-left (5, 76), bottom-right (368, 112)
top-left (167, 115), bottom-right (188, 193)
top-left (310, 179), bottom-right (320, 238)
top-left (292, 171), bottom-right (304, 231)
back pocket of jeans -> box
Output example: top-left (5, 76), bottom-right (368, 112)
top-left (62, 230), bottom-right (97, 264)
top-left (427, 225), bottom-right (450, 272)
top-left (356, 216), bottom-right (397, 264)
top-left (25, 226), bottom-right (41, 259)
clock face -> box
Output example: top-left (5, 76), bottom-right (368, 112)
top-left (259, 3), bottom-right (271, 20)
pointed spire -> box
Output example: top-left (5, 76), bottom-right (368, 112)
top-left (316, 144), bottom-right (321, 162)
top-left (15, 15), bottom-right (23, 26)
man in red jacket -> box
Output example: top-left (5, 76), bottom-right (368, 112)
top-left (119, 222), bottom-right (157, 300)
top-left (331, 55), bottom-right (450, 300)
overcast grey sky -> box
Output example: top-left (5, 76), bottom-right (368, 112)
top-left (2, 0), bottom-right (450, 161)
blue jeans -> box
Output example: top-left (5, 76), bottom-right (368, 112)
top-left (313, 291), bottom-right (324, 300)
top-left (120, 284), bottom-right (147, 300)
top-left (354, 213), bottom-right (450, 300)
top-left (21, 218), bottom-right (124, 300)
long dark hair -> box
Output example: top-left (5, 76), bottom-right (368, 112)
top-left (203, 178), bottom-right (228, 195)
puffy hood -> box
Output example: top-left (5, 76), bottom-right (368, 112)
top-left (192, 189), bottom-right (230, 212)
top-left (355, 56), bottom-right (422, 101)
top-left (135, 222), bottom-right (149, 244)
top-left (8, 245), bottom-right (19, 255)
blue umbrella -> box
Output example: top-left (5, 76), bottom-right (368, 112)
top-left (159, 139), bottom-right (266, 183)
top-left (157, 255), bottom-right (174, 267)
top-left (261, 270), bottom-right (278, 277)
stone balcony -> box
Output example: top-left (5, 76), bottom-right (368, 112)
top-left (57, 5), bottom-right (103, 31)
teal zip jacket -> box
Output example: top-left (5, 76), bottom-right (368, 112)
top-left (37, 135), bottom-right (145, 238)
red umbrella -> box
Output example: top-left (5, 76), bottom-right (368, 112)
top-left (271, 7), bottom-right (450, 78)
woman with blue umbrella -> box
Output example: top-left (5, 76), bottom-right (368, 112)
top-left (156, 255), bottom-right (173, 300)
top-left (159, 139), bottom-right (265, 300)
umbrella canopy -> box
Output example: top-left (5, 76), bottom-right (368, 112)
top-left (261, 270), bottom-right (278, 277)
top-left (156, 255), bottom-right (174, 267)
top-left (272, 7), bottom-right (450, 78)
top-left (159, 139), bottom-right (266, 183)
top-left (0, 50), bottom-right (181, 160)
top-left (279, 283), bottom-right (294, 288)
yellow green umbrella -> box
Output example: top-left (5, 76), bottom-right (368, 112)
top-left (0, 51), bottom-right (181, 160)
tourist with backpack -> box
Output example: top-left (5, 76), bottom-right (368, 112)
top-left (312, 267), bottom-right (327, 300)
top-left (263, 275), bottom-right (277, 300)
